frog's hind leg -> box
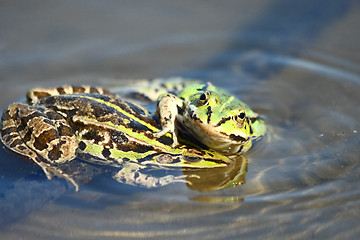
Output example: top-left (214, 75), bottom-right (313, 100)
top-left (1, 103), bottom-right (79, 190)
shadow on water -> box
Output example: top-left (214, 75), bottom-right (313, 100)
top-left (0, 148), bottom-right (67, 227)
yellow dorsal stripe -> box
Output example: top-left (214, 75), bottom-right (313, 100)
top-left (73, 94), bottom-right (160, 132)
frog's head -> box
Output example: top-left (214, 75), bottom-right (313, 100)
top-left (178, 83), bottom-right (265, 155)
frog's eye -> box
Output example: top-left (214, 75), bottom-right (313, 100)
top-left (233, 110), bottom-right (246, 127)
top-left (238, 112), bottom-right (245, 120)
top-left (198, 92), bottom-right (210, 106)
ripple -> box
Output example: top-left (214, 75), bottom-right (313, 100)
top-left (2, 34), bottom-right (360, 240)
top-left (219, 53), bottom-right (360, 202)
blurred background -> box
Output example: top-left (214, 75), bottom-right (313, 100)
top-left (1, 1), bottom-right (359, 103)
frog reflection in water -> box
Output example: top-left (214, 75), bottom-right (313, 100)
top-left (0, 79), bottom-right (265, 191)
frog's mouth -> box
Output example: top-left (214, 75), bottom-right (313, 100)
top-left (178, 116), bottom-right (249, 154)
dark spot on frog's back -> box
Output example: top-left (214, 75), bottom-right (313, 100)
top-left (38, 95), bottom-right (61, 106)
top-left (33, 129), bottom-right (58, 151)
top-left (92, 105), bottom-right (110, 118)
top-left (78, 141), bottom-right (87, 151)
top-left (109, 130), bottom-right (128, 145)
top-left (48, 143), bottom-right (62, 161)
top-left (58, 125), bottom-right (74, 137)
top-left (82, 129), bottom-right (104, 143)
top-left (130, 143), bottom-right (154, 153)
top-left (156, 135), bottom-right (173, 146)
top-left (117, 142), bottom-right (148, 153)
top-left (102, 148), bottom-right (111, 159)
top-left (44, 111), bottom-right (60, 120)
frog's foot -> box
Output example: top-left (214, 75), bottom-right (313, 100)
top-left (33, 158), bottom-right (80, 191)
top-left (113, 164), bottom-right (190, 188)
top-left (154, 93), bottom-right (182, 147)
top-left (153, 127), bottom-right (178, 147)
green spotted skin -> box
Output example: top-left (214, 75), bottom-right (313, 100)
top-left (0, 81), bottom-right (266, 189)
top-left (0, 85), bottom-right (232, 189)
top-left (154, 82), bottom-right (266, 156)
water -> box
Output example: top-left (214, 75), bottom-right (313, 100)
top-left (1, 1), bottom-right (360, 239)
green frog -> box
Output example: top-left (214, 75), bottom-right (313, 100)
top-left (0, 79), bottom-right (265, 190)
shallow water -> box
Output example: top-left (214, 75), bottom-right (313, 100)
top-left (1, 1), bottom-right (360, 239)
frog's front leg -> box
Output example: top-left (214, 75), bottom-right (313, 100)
top-left (153, 93), bottom-right (183, 147)
top-left (1, 103), bottom-right (79, 189)
top-left (113, 163), bottom-right (189, 188)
